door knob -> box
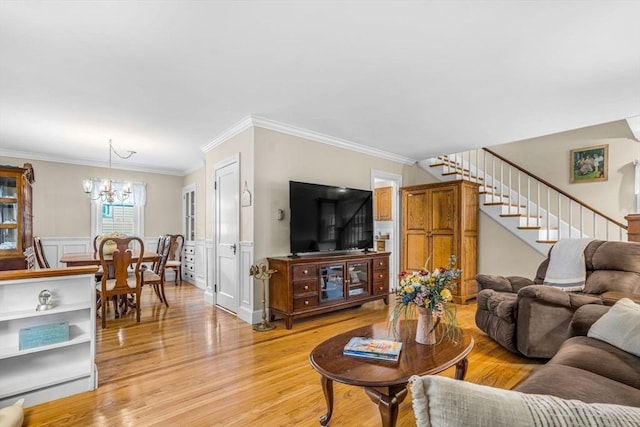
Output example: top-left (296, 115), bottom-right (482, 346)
top-left (230, 244), bottom-right (237, 254)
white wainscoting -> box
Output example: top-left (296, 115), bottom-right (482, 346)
top-left (237, 241), bottom-right (254, 324)
top-left (204, 240), bottom-right (215, 305)
top-left (193, 239), bottom-right (206, 289)
top-left (40, 237), bottom-right (90, 268)
top-left (39, 237), bottom-right (169, 268)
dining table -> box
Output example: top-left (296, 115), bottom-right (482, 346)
top-left (60, 250), bottom-right (160, 267)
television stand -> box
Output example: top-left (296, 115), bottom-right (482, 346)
top-left (267, 252), bottom-right (390, 329)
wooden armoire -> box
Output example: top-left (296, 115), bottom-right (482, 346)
top-left (400, 180), bottom-right (479, 304)
top-left (0, 163), bottom-right (34, 270)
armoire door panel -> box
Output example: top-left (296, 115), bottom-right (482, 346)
top-left (430, 187), bottom-right (457, 232)
top-left (463, 187), bottom-right (479, 232)
top-left (430, 234), bottom-right (455, 271)
top-left (404, 233), bottom-right (428, 271)
top-left (458, 235), bottom-right (478, 297)
top-left (405, 192), bottom-right (426, 231)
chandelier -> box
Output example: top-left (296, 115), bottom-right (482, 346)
top-left (83, 139), bottom-right (136, 203)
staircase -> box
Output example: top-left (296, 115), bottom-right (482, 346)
top-left (418, 148), bottom-right (629, 256)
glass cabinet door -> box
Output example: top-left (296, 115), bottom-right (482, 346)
top-left (320, 264), bottom-right (344, 302)
top-left (0, 174), bottom-right (19, 252)
top-left (347, 261), bottom-right (370, 298)
top-left (183, 186), bottom-right (196, 242)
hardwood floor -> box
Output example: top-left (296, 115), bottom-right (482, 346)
top-left (24, 284), bottom-right (543, 426)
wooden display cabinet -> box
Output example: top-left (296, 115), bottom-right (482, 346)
top-left (400, 180), bottom-right (479, 304)
top-left (0, 164), bottom-right (34, 271)
top-left (267, 252), bottom-right (390, 329)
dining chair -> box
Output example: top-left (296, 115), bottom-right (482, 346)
top-left (33, 236), bottom-right (51, 269)
top-left (142, 234), bottom-right (171, 307)
top-left (97, 236), bottom-right (144, 329)
top-left (91, 234), bottom-right (106, 282)
top-left (155, 234), bottom-right (167, 252)
top-left (24, 246), bottom-right (38, 270)
top-left (165, 234), bottom-right (184, 285)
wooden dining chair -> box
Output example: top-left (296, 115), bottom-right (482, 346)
top-left (33, 236), bottom-right (51, 269)
top-left (91, 234), bottom-right (106, 282)
top-left (155, 234), bottom-right (167, 252)
top-left (24, 246), bottom-right (38, 270)
top-left (97, 236), bottom-right (144, 329)
top-left (142, 234), bottom-right (171, 307)
top-left (165, 234), bottom-right (184, 285)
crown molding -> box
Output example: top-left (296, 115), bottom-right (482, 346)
top-left (201, 115), bottom-right (254, 153)
top-left (627, 116), bottom-right (640, 141)
top-left (0, 148), bottom-right (187, 176)
top-left (202, 114), bottom-right (417, 165)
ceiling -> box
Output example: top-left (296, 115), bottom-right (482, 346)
top-left (1, 1), bottom-right (639, 176)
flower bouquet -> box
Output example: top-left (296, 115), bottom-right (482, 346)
top-left (390, 255), bottom-right (461, 343)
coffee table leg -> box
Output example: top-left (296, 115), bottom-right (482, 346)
top-left (455, 356), bottom-right (469, 380)
top-left (319, 376), bottom-right (333, 426)
top-left (364, 385), bottom-right (407, 427)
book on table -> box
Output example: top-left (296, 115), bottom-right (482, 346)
top-left (343, 337), bottom-right (402, 362)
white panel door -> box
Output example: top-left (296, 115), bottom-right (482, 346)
top-left (215, 158), bottom-right (239, 313)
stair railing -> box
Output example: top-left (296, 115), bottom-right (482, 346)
top-left (438, 148), bottom-right (628, 242)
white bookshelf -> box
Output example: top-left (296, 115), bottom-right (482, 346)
top-left (0, 267), bottom-right (98, 408)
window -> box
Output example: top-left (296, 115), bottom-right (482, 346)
top-left (89, 181), bottom-right (146, 239)
top-left (101, 203), bottom-right (135, 235)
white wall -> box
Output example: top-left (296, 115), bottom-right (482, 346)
top-left (476, 119), bottom-right (639, 278)
top-left (491, 120), bottom-right (638, 220)
top-left (252, 126), bottom-right (433, 264)
top-left (0, 155), bottom-right (183, 238)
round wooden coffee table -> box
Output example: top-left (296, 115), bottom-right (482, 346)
top-left (309, 320), bottom-right (474, 427)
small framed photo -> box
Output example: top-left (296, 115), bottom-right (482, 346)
top-left (570, 144), bottom-right (608, 183)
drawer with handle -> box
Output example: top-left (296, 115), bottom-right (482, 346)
top-left (293, 295), bottom-right (318, 311)
top-left (372, 257), bottom-right (388, 271)
top-left (292, 264), bottom-right (318, 281)
top-left (293, 280), bottom-right (318, 296)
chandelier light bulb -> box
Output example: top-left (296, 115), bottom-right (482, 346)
top-left (82, 139), bottom-right (136, 203)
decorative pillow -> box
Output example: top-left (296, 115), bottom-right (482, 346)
top-left (0, 398), bottom-right (24, 427)
top-left (588, 298), bottom-right (640, 357)
top-left (409, 375), bottom-right (640, 427)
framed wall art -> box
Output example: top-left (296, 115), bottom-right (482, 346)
top-left (570, 144), bottom-right (608, 183)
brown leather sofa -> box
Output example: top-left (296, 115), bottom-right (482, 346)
top-left (475, 240), bottom-right (640, 358)
top-left (514, 303), bottom-right (640, 406)
top-left (409, 302), bottom-right (640, 427)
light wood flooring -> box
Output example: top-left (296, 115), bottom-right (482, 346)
top-left (24, 283), bottom-right (543, 426)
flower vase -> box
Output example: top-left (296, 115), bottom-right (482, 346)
top-left (415, 307), bottom-right (436, 345)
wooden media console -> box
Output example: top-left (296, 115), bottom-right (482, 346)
top-left (267, 252), bottom-right (391, 329)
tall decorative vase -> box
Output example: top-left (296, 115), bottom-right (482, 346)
top-left (415, 307), bottom-right (436, 345)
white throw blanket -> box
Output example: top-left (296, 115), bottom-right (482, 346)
top-left (543, 238), bottom-right (593, 292)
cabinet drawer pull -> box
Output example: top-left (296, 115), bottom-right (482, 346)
top-left (304, 300), bottom-right (309, 305)
top-left (379, 261), bottom-right (383, 266)
top-left (303, 269), bottom-right (308, 274)
top-left (304, 285), bottom-right (309, 290)
top-left (379, 274), bottom-right (383, 279)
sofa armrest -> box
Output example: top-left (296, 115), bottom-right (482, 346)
top-left (515, 286), bottom-right (603, 358)
top-left (600, 291), bottom-right (640, 306)
top-left (517, 285), bottom-right (603, 308)
top-left (476, 274), bottom-right (533, 293)
top-left (570, 304), bottom-right (610, 336)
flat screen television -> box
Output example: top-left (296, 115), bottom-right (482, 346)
top-left (289, 181), bottom-right (374, 255)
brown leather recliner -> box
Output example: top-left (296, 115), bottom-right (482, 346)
top-left (475, 240), bottom-right (640, 358)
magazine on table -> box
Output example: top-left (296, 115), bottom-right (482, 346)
top-left (343, 337), bottom-right (402, 362)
